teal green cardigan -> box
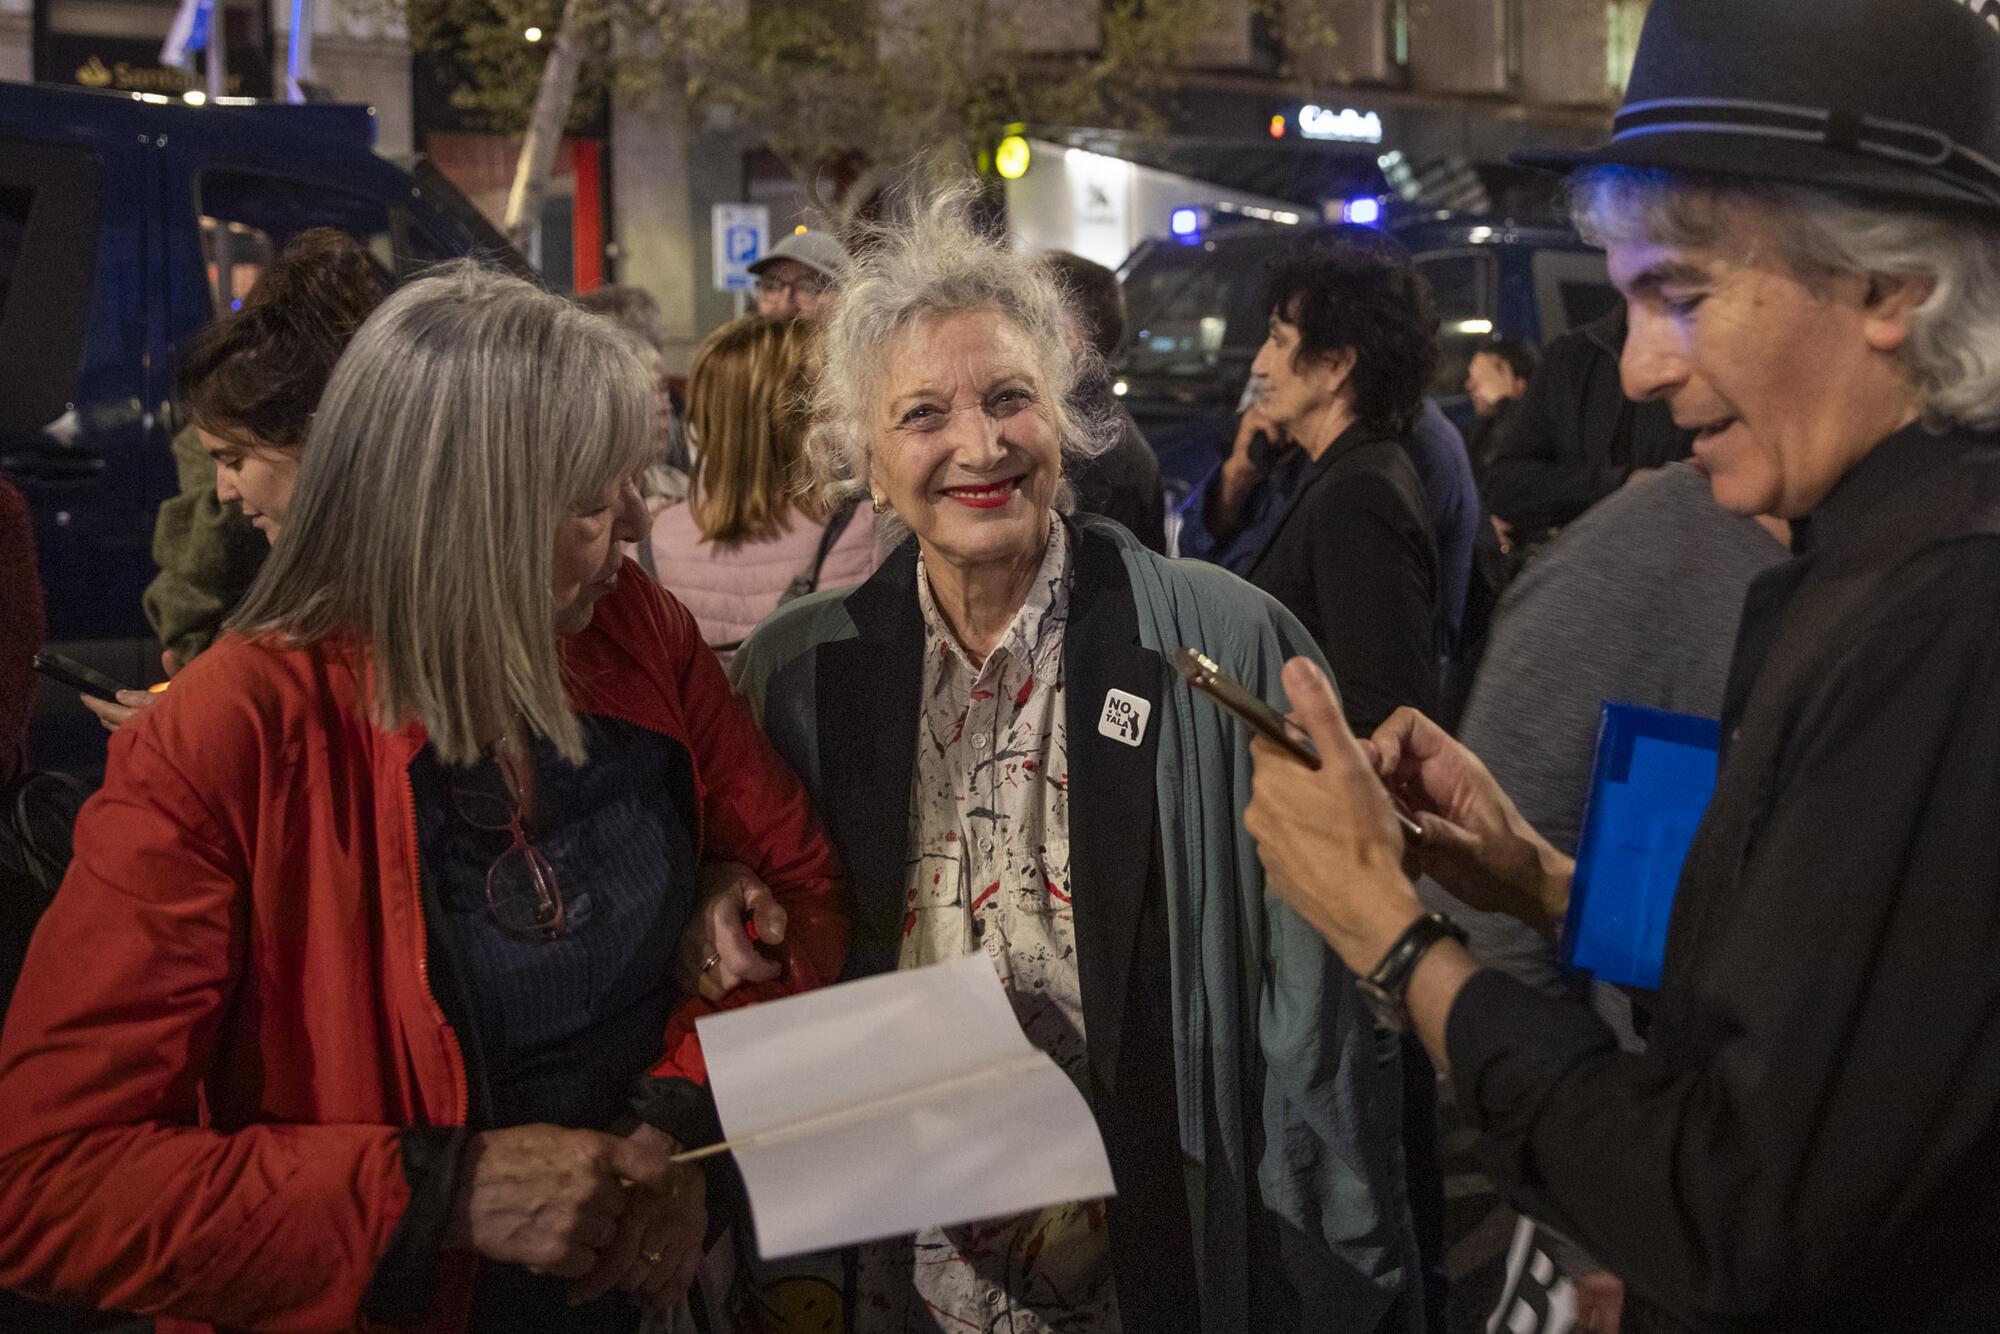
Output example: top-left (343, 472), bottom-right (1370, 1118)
top-left (732, 518), bottom-right (1421, 1332)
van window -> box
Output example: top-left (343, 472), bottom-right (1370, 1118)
top-left (0, 141), bottom-right (99, 435)
top-left (195, 169), bottom-right (395, 314)
top-left (0, 185), bottom-right (32, 312)
top-left (1121, 234), bottom-right (1292, 378)
top-left (1413, 250), bottom-right (1498, 402)
top-left (392, 207), bottom-right (461, 275)
top-left (1532, 248), bottom-right (1619, 342)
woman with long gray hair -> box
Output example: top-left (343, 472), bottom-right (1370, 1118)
top-left (0, 264), bottom-right (847, 1333)
top-left (722, 181), bottom-right (1421, 1333)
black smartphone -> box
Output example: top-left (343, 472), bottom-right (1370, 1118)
top-left (1174, 646), bottom-right (1424, 844)
top-left (33, 651), bottom-right (131, 704)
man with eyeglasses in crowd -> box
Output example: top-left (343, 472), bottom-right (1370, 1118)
top-left (748, 230), bottom-right (846, 321)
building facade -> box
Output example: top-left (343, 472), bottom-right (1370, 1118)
top-left (1, 0), bottom-right (1650, 370)
top-left (1004, 0), bottom-right (1649, 265)
top-left (6, 0), bottom-right (413, 153)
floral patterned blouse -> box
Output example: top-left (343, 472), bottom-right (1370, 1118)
top-left (854, 520), bottom-right (1120, 1334)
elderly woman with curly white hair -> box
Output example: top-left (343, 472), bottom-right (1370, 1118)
top-left (725, 184), bottom-right (1421, 1334)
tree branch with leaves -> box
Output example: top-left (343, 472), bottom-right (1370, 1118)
top-left (394, 0), bottom-right (1317, 247)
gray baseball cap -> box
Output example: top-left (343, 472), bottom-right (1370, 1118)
top-left (746, 229), bottom-right (849, 281)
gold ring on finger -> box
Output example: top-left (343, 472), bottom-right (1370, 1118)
top-left (700, 951), bottom-right (721, 973)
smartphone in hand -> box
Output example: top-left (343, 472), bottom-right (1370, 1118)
top-left (1174, 647), bottom-right (1424, 843)
top-left (32, 651), bottom-right (132, 704)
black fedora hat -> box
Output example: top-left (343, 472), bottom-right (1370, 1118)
top-left (1514, 0), bottom-right (2000, 218)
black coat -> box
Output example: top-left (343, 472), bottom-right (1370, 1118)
top-left (1464, 394), bottom-right (1522, 496)
top-left (1450, 425), bottom-right (2000, 1332)
top-left (1244, 421), bottom-right (1441, 733)
top-left (1484, 305), bottom-right (1693, 534)
top-left (1070, 406), bottom-right (1168, 555)
top-left (802, 524), bottom-right (1200, 1333)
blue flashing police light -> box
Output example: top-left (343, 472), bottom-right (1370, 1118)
top-left (1169, 207), bottom-right (1202, 242)
top-left (1341, 196), bottom-right (1384, 226)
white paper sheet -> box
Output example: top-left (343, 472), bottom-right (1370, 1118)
top-left (695, 953), bottom-right (1117, 1260)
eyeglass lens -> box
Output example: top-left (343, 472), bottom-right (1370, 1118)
top-left (756, 274), bottom-right (827, 297)
top-left (488, 842), bottom-right (564, 935)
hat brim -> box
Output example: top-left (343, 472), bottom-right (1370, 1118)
top-left (745, 254), bottom-right (837, 278)
top-left (1513, 132), bottom-right (2000, 219)
top-left (744, 253), bottom-right (836, 280)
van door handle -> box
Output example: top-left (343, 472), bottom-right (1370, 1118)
top-left (0, 448), bottom-right (106, 481)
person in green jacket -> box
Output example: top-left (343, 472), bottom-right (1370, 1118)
top-left (89, 228), bottom-right (388, 730)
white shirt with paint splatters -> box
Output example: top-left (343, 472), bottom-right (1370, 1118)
top-left (853, 520), bottom-right (1119, 1334)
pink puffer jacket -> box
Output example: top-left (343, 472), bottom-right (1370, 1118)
top-left (650, 499), bottom-right (885, 651)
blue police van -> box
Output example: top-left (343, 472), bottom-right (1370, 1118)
top-left (0, 81), bottom-right (527, 775)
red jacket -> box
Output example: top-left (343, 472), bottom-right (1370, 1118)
top-left (0, 565), bottom-right (846, 1332)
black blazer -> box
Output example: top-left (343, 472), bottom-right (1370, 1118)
top-left (1245, 421), bottom-right (1442, 733)
top-left (807, 520), bottom-right (1199, 1332)
top-left (1484, 304), bottom-right (1693, 534)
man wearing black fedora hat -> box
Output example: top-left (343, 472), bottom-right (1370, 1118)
top-left (1237, 0), bottom-right (2000, 1331)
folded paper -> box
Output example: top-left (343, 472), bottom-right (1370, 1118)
top-left (695, 953), bottom-right (1118, 1260)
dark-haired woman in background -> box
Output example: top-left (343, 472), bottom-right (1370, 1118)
top-left (1236, 240), bottom-right (1443, 733)
top-left (1228, 238), bottom-right (1452, 1329)
top-left (91, 228), bottom-right (389, 730)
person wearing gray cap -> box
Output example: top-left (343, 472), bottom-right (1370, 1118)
top-left (1238, 0), bottom-right (2000, 1330)
top-left (749, 229), bottom-right (847, 321)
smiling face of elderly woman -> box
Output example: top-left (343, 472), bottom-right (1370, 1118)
top-left (869, 309), bottom-right (1064, 573)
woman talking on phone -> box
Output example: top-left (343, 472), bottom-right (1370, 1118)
top-left (724, 178), bottom-right (1420, 1334)
top-left (0, 264), bottom-right (846, 1333)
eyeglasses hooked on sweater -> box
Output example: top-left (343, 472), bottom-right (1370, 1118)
top-left (448, 747), bottom-right (567, 939)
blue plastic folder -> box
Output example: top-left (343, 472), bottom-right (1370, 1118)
top-left (1560, 702), bottom-right (1722, 992)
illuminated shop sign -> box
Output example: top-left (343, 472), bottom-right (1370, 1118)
top-left (1297, 105), bottom-right (1384, 144)
top-left (39, 33), bottom-right (270, 97)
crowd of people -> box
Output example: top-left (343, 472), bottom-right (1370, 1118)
top-left (1, 0), bottom-right (1998, 1332)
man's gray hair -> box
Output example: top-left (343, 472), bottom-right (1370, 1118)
top-left (804, 176), bottom-right (1117, 515)
top-left (230, 262), bottom-right (654, 766)
top-left (1570, 165), bottom-right (2000, 433)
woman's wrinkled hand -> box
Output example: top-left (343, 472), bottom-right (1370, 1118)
top-left (445, 1125), bottom-right (651, 1277)
top-left (1369, 705), bottom-right (1574, 936)
top-left (1228, 406), bottom-right (1285, 468)
top-left (568, 1124), bottom-right (707, 1313)
top-left (82, 689), bottom-right (161, 732)
top-left (82, 650), bottom-right (182, 733)
top-left (674, 861), bottom-right (788, 1002)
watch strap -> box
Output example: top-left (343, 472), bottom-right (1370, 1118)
top-left (1358, 912), bottom-right (1468, 1031)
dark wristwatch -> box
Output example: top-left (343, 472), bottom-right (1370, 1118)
top-left (1356, 912), bottom-right (1468, 1032)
